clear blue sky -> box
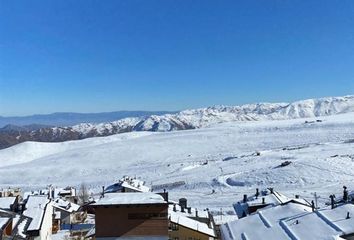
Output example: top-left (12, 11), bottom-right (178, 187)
top-left (1, 0), bottom-right (354, 116)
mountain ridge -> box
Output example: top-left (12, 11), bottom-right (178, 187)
top-left (0, 95), bottom-right (353, 149)
top-left (0, 110), bottom-right (175, 128)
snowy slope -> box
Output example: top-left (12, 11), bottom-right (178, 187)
top-left (0, 111), bottom-right (354, 210)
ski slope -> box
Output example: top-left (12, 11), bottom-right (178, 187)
top-left (0, 112), bottom-right (354, 210)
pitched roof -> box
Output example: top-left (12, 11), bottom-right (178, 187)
top-left (0, 197), bottom-right (17, 210)
top-left (284, 204), bottom-right (354, 239)
top-left (53, 198), bottom-right (80, 213)
top-left (222, 202), bottom-right (354, 240)
top-left (221, 203), bottom-right (312, 240)
top-left (23, 195), bottom-right (50, 231)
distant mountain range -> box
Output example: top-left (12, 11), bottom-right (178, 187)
top-left (0, 95), bottom-right (353, 149)
top-left (0, 111), bottom-right (174, 128)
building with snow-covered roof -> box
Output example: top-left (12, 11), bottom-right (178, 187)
top-left (0, 208), bottom-right (32, 239)
top-left (52, 198), bottom-right (85, 233)
top-left (104, 176), bottom-right (150, 194)
top-left (23, 195), bottom-right (53, 240)
top-left (92, 192), bottom-right (168, 239)
top-left (0, 188), bottom-right (21, 198)
top-left (221, 201), bottom-right (354, 240)
top-left (11, 214), bottom-right (32, 240)
top-left (168, 198), bottom-right (216, 240)
top-left (233, 188), bottom-right (311, 218)
top-left (283, 203), bottom-right (354, 240)
top-left (221, 202), bottom-right (312, 240)
top-left (0, 196), bottom-right (19, 212)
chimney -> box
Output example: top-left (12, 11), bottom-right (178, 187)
top-left (179, 198), bottom-right (187, 209)
top-left (181, 206), bottom-right (185, 213)
top-left (255, 188), bottom-right (259, 199)
top-left (195, 209), bottom-right (198, 218)
top-left (188, 207), bottom-right (192, 214)
top-left (269, 188), bottom-right (274, 194)
top-left (311, 200), bottom-right (315, 212)
top-left (243, 194), bottom-right (247, 203)
top-left (343, 186), bottom-right (348, 202)
top-left (173, 204), bottom-right (177, 212)
top-left (262, 197), bottom-right (265, 204)
top-left (158, 190), bottom-right (169, 202)
top-left (102, 186), bottom-right (105, 198)
top-left (347, 212), bottom-right (350, 219)
top-left (295, 195), bottom-right (299, 199)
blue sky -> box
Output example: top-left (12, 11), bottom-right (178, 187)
top-left (1, 0), bottom-right (354, 116)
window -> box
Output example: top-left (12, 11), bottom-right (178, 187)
top-left (128, 212), bottom-right (167, 220)
top-left (168, 222), bottom-right (179, 231)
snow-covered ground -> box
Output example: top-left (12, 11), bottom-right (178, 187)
top-left (0, 112), bottom-right (354, 211)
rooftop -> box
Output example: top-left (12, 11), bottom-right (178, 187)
top-left (105, 176), bottom-right (150, 193)
top-left (234, 189), bottom-right (310, 218)
top-left (222, 202), bottom-right (354, 240)
top-left (284, 204), bottom-right (354, 239)
top-left (221, 203), bottom-right (312, 240)
top-left (23, 195), bottom-right (50, 231)
top-left (0, 197), bottom-right (17, 210)
top-left (93, 192), bottom-right (166, 206)
top-left (169, 211), bottom-right (216, 237)
top-left (53, 198), bottom-right (80, 213)
top-left (168, 203), bottom-right (209, 219)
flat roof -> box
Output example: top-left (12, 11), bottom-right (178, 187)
top-left (93, 192), bottom-right (166, 206)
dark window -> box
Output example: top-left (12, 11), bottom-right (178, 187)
top-left (128, 212), bottom-right (167, 220)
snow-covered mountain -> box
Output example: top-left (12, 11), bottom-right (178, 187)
top-left (0, 110), bottom-right (174, 127)
top-left (0, 95), bottom-right (353, 149)
top-left (1, 110), bottom-right (354, 210)
top-left (69, 95), bottom-right (354, 132)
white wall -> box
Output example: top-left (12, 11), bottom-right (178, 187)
top-left (39, 201), bottom-right (53, 240)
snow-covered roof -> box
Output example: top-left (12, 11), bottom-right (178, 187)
top-left (284, 204), bottom-right (354, 239)
top-left (221, 203), bottom-right (312, 240)
top-left (169, 211), bottom-right (216, 237)
top-left (0, 197), bottom-right (16, 210)
top-left (53, 198), bottom-right (80, 213)
top-left (121, 179), bottom-right (150, 192)
top-left (168, 204), bottom-right (209, 219)
top-left (12, 214), bottom-right (32, 238)
top-left (23, 195), bottom-right (50, 231)
top-left (93, 192), bottom-right (166, 206)
top-left (223, 202), bottom-right (354, 240)
top-left (212, 214), bottom-right (239, 226)
top-left (234, 190), bottom-right (310, 218)
top-left (105, 177), bottom-right (150, 193)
